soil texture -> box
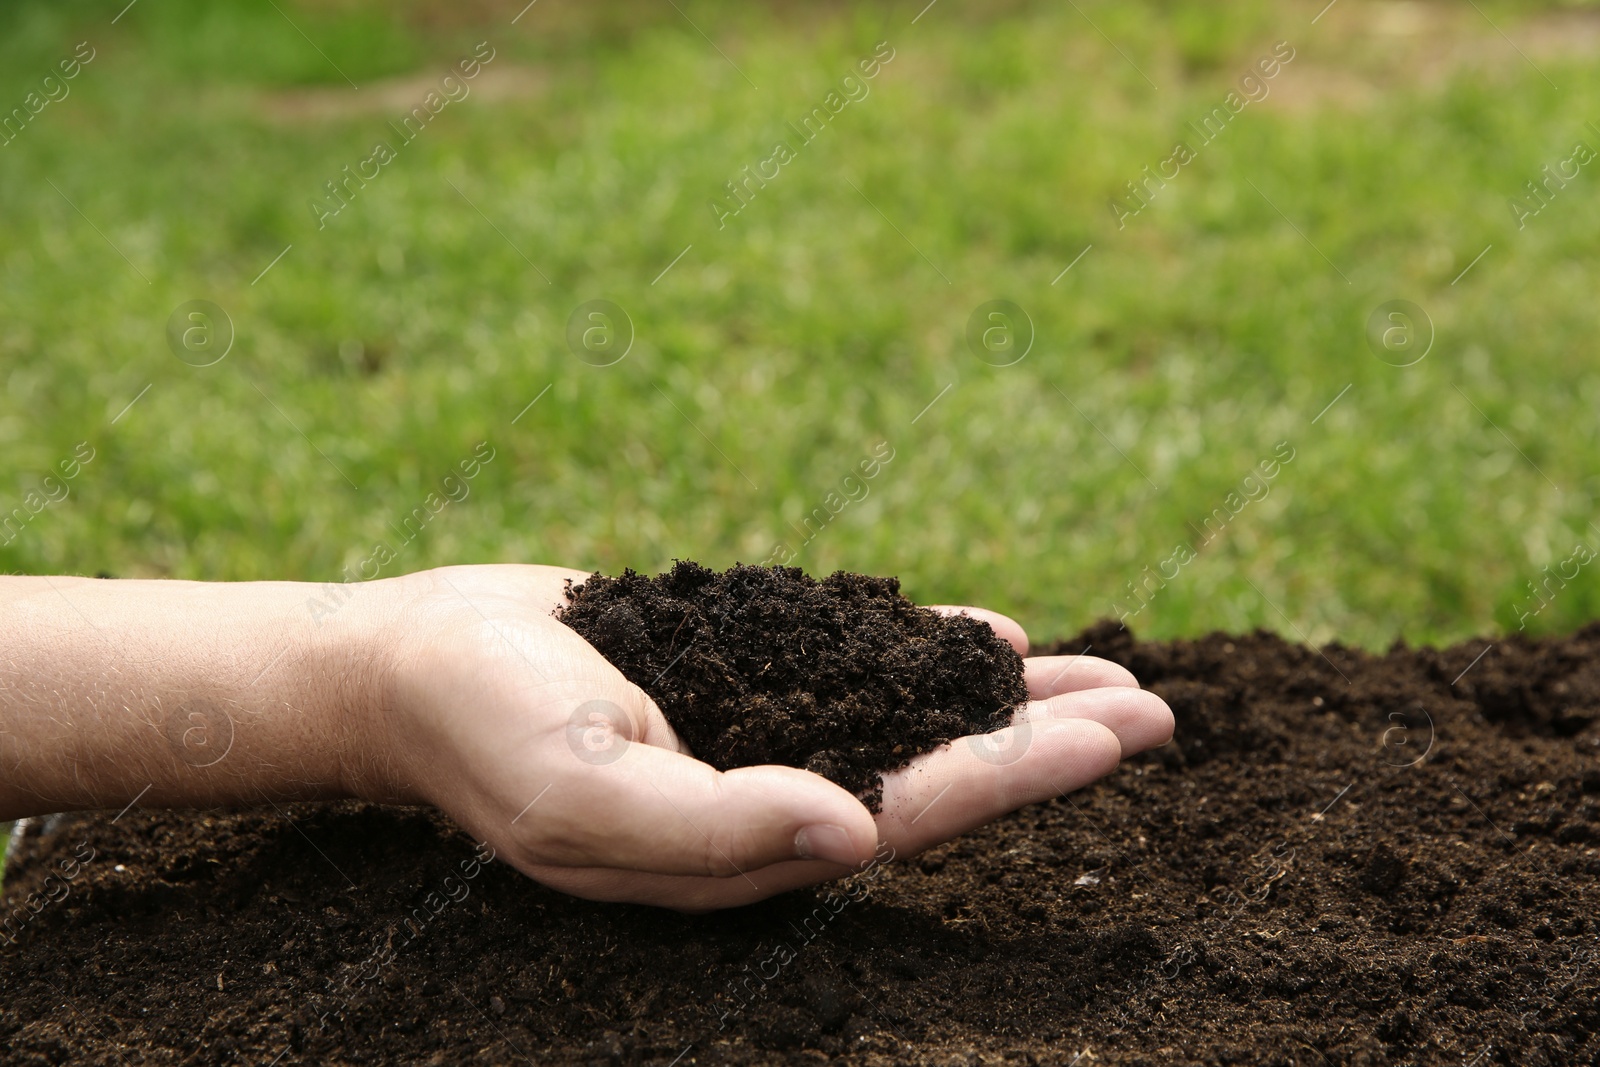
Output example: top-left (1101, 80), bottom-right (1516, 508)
top-left (3, 623), bottom-right (1599, 1065)
top-left (557, 562), bottom-right (1028, 810)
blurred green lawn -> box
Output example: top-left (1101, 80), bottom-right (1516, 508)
top-left (2, 0), bottom-right (1599, 652)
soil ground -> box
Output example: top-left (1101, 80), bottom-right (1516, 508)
top-left (3, 623), bottom-right (1598, 1066)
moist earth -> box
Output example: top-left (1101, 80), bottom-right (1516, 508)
top-left (557, 562), bottom-right (1029, 811)
top-left (3, 622), bottom-right (1599, 1065)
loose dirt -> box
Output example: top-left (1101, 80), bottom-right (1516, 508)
top-left (557, 562), bottom-right (1028, 811)
top-left (3, 622), bottom-right (1597, 1065)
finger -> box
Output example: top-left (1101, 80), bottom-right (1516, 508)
top-left (1023, 654), bottom-right (1140, 697)
top-left (1015, 686), bottom-right (1174, 757)
top-left (877, 717), bottom-right (1121, 855)
top-left (524, 739), bottom-right (879, 879)
top-left (518, 719), bottom-right (1131, 911)
top-left (928, 605), bottom-right (1028, 655)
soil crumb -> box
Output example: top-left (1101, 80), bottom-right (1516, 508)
top-left (556, 561), bottom-right (1029, 810)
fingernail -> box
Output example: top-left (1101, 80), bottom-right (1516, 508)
top-left (794, 823), bottom-right (859, 866)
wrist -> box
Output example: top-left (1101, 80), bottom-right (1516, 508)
top-left (308, 575), bottom-right (414, 806)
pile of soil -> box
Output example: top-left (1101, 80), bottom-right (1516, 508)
top-left (4, 622), bottom-right (1599, 1065)
top-left (557, 562), bottom-right (1028, 810)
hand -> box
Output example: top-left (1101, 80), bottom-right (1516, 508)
top-left (368, 565), bottom-right (1173, 910)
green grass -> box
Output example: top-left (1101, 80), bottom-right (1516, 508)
top-left (2, 0), bottom-right (1599, 650)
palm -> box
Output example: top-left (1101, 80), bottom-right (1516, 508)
top-left (382, 565), bottom-right (1172, 910)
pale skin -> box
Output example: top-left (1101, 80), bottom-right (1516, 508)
top-left (0, 565), bottom-right (1173, 911)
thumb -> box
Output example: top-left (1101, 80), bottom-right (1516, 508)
top-left (530, 719), bottom-right (880, 880)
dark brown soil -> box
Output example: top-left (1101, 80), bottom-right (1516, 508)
top-left (557, 562), bottom-right (1028, 810)
top-left (4, 622), bottom-right (1599, 1066)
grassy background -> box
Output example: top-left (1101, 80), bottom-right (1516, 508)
top-left (2, 0), bottom-right (1599, 656)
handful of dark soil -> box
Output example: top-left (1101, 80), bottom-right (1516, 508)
top-left (557, 562), bottom-right (1028, 810)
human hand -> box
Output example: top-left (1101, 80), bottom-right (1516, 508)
top-left (366, 564), bottom-right (1173, 910)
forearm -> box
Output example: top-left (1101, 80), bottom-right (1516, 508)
top-left (0, 575), bottom-right (391, 821)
